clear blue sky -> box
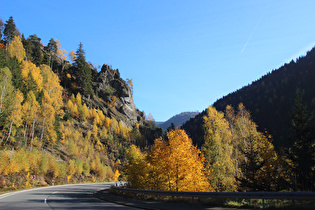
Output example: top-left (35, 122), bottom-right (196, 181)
top-left (2, 0), bottom-right (315, 121)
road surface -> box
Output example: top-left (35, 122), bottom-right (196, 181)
top-left (0, 182), bottom-right (139, 209)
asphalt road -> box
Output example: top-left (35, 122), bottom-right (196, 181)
top-left (0, 182), bottom-right (140, 210)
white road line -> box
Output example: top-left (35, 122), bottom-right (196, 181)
top-left (44, 191), bottom-right (58, 204)
top-left (0, 182), bottom-right (112, 200)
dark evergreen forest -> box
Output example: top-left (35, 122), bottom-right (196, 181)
top-left (183, 47), bottom-right (315, 150)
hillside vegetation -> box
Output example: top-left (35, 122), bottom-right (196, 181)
top-left (0, 16), bottom-right (161, 189)
top-left (1, 16), bottom-right (314, 193)
top-left (183, 47), bottom-right (315, 150)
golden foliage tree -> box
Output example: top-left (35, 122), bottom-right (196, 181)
top-left (127, 129), bottom-right (210, 192)
top-left (7, 35), bottom-right (25, 62)
top-left (22, 91), bottom-right (40, 150)
top-left (0, 67), bottom-right (15, 143)
top-left (202, 106), bottom-right (236, 191)
top-left (232, 103), bottom-right (279, 191)
top-left (69, 50), bottom-right (76, 63)
top-left (125, 145), bottom-right (149, 189)
top-left (39, 65), bottom-right (63, 145)
top-left (20, 60), bottom-right (43, 92)
top-left (5, 90), bottom-right (23, 144)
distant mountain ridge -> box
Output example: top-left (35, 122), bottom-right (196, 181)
top-left (157, 112), bottom-right (199, 130)
top-left (183, 46), bottom-right (315, 150)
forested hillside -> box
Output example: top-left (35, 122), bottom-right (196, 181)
top-left (183, 46), bottom-right (315, 150)
top-left (0, 16), bottom-right (161, 189)
top-left (1, 16), bottom-right (314, 193)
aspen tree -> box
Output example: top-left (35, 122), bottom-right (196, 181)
top-left (125, 145), bottom-right (149, 189)
top-left (22, 91), bottom-right (39, 150)
top-left (69, 50), bottom-right (76, 63)
top-left (7, 35), bottom-right (26, 62)
top-left (0, 67), bottom-right (14, 117)
top-left (0, 67), bottom-right (15, 143)
top-left (39, 65), bottom-right (63, 145)
top-left (20, 60), bottom-right (43, 92)
top-left (5, 90), bottom-right (23, 144)
top-left (146, 129), bottom-right (210, 192)
top-left (202, 106), bottom-right (236, 191)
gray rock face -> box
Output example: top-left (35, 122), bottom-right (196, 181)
top-left (93, 64), bottom-right (144, 128)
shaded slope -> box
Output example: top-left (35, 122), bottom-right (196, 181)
top-left (183, 47), bottom-right (315, 150)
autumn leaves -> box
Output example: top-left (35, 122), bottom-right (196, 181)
top-left (126, 129), bottom-right (210, 192)
top-left (126, 104), bottom-right (281, 192)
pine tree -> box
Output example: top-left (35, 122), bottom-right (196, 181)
top-left (28, 35), bottom-right (43, 66)
top-left (74, 42), bottom-right (92, 96)
top-left (47, 38), bottom-right (57, 68)
top-left (234, 103), bottom-right (279, 191)
top-left (0, 19), bottom-right (4, 40)
top-left (3, 16), bottom-right (18, 43)
top-left (288, 91), bottom-right (315, 191)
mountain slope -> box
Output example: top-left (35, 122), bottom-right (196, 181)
top-left (0, 16), bottom-right (163, 189)
top-left (157, 112), bottom-right (199, 130)
top-left (183, 47), bottom-right (315, 150)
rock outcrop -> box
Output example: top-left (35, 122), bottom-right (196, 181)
top-left (93, 64), bottom-right (145, 128)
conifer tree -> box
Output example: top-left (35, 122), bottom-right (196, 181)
top-left (234, 103), bottom-right (279, 191)
top-left (47, 38), bottom-right (57, 68)
top-left (288, 91), bottom-right (315, 191)
top-left (3, 16), bottom-right (18, 43)
top-left (28, 35), bottom-right (43, 66)
top-left (74, 42), bottom-right (92, 96)
top-left (0, 19), bottom-right (4, 40)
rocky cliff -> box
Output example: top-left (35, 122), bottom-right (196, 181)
top-left (91, 64), bottom-right (145, 128)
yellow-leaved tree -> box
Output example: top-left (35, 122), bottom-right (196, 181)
top-left (20, 60), bottom-right (43, 92)
top-left (202, 106), bottom-right (236, 192)
top-left (233, 103), bottom-right (279, 191)
top-left (22, 91), bottom-right (40, 150)
top-left (125, 145), bottom-right (149, 189)
top-left (39, 65), bottom-right (64, 145)
top-left (127, 129), bottom-right (211, 192)
top-left (0, 67), bottom-right (15, 143)
top-left (5, 90), bottom-right (23, 144)
top-left (55, 39), bottom-right (67, 75)
top-left (7, 35), bottom-right (25, 62)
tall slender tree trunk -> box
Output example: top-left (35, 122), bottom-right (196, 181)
top-left (24, 119), bottom-right (28, 147)
top-left (0, 76), bottom-right (7, 113)
top-left (40, 117), bottom-right (46, 141)
top-left (30, 114), bottom-right (37, 151)
top-left (4, 121), bottom-right (13, 144)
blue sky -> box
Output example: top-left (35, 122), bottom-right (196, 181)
top-left (2, 0), bottom-right (315, 121)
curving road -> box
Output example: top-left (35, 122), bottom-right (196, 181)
top-left (0, 182), bottom-right (139, 210)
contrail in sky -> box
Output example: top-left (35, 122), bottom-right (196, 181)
top-left (241, 24), bottom-right (258, 54)
top-left (241, 12), bottom-right (265, 54)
